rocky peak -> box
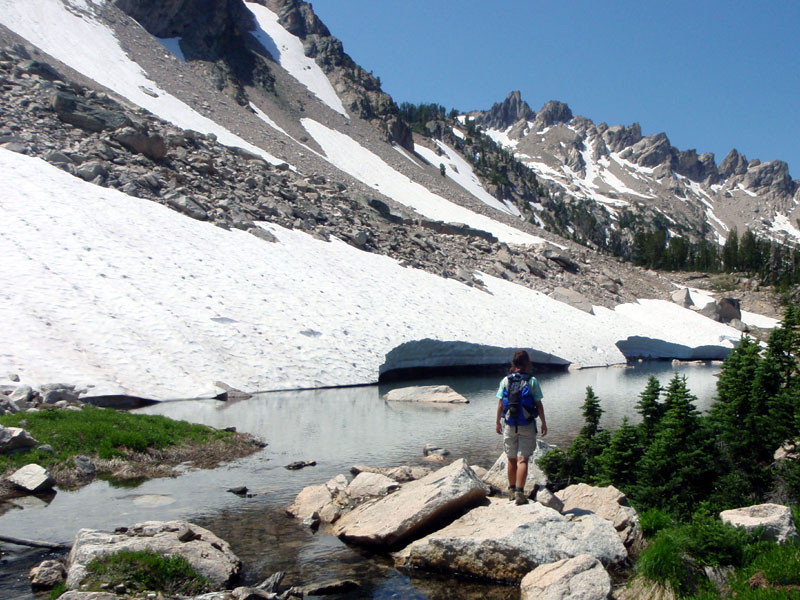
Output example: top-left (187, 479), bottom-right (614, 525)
top-left (479, 91), bottom-right (535, 130)
top-left (533, 100), bottom-right (573, 128)
top-left (275, 0), bottom-right (331, 37)
top-left (742, 160), bottom-right (797, 198)
top-left (600, 123), bottom-right (643, 152)
top-left (719, 149), bottom-right (749, 178)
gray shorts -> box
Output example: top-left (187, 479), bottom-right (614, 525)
top-left (503, 422), bottom-right (537, 459)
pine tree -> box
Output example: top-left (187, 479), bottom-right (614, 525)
top-left (636, 376), bottom-right (664, 442)
top-left (632, 374), bottom-right (715, 516)
top-left (595, 417), bottom-right (642, 490)
top-left (581, 386), bottom-right (603, 438)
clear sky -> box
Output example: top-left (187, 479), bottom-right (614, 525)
top-left (308, 0), bottom-right (800, 178)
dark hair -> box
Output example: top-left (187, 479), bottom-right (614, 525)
top-left (509, 350), bottom-right (533, 374)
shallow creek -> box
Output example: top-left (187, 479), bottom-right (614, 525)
top-left (1, 362), bottom-right (720, 598)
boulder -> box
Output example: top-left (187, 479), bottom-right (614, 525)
top-left (30, 559), bottom-right (67, 589)
top-left (535, 487), bottom-right (565, 512)
top-left (720, 503), bottom-right (799, 544)
top-left (333, 459), bottom-right (488, 549)
top-left (0, 426), bottom-right (38, 452)
top-left (41, 383), bottom-right (81, 404)
top-left (549, 287), bottom-right (594, 314)
top-left (700, 301), bottom-right (721, 321)
top-left (557, 483), bottom-right (641, 547)
top-left (59, 593), bottom-right (120, 600)
top-left (520, 554), bottom-right (611, 600)
top-left (382, 385), bottom-right (468, 403)
top-left (66, 520), bottom-right (240, 590)
top-left (541, 248), bottom-right (579, 272)
top-left (350, 464), bottom-right (432, 482)
top-left (7, 463), bottom-right (55, 493)
top-left (394, 499), bottom-right (626, 582)
top-left (287, 474), bottom-right (349, 524)
top-left (346, 472), bottom-right (400, 500)
top-left (8, 384), bottom-right (34, 403)
top-left (718, 297), bottom-right (742, 323)
top-left (482, 440), bottom-right (553, 496)
top-left (670, 288), bottom-right (694, 308)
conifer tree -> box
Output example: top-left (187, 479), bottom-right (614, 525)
top-left (632, 374), bottom-right (715, 516)
top-left (581, 386), bottom-right (603, 438)
top-left (636, 376), bottom-right (664, 442)
top-left (595, 417), bottom-right (641, 490)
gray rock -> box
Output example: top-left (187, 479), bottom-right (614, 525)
top-left (720, 503), bottom-right (799, 544)
top-left (394, 499), bottom-right (626, 582)
top-left (482, 441), bottom-right (553, 496)
top-left (346, 472), bottom-right (400, 500)
top-left (520, 554), bottom-right (611, 600)
top-left (718, 297), bottom-right (742, 323)
top-left (535, 487), bottom-right (564, 512)
top-left (542, 248), bottom-right (578, 272)
top-left (423, 443), bottom-right (450, 457)
top-left (9, 384), bottom-right (33, 402)
top-left (8, 463), bottom-right (55, 493)
top-left (51, 91), bottom-right (131, 132)
top-left (303, 579), bottom-right (360, 596)
top-left (113, 127), bottom-right (167, 160)
top-left (557, 483), bottom-right (641, 548)
top-left (549, 287), bottom-right (594, 314)
top-left (66, 520), bottom-right (240, 590)
top-left (671, 288), bottom-right (694, 308)
top-left (0, 426), bottom-right (38, 452)
top-left (333, 459), bottom-right (488, 549)
top-left (41, 383), bottom-right (80, 404)
top-left (30, 559), bottom-right (66, 589)
top-left (383, 385), bottom-right (468, 403)
top-left (287, 474), bottom-right (349, 524)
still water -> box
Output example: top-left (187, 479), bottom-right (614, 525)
top-left (0, 362), bottom-right (721, 598)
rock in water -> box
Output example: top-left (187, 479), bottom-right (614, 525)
top-left (394, 499), bottom-right (626, 582)
top-left (333, 459), bottom-right (488, 549)
top-left (382, 385), bottom-right (468, 403)
top-left (8, 463), bottom-right (55, 493)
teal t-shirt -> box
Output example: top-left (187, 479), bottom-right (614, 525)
top-left (496, 374), bottom-right (543, 402)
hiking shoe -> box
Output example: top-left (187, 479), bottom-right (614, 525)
top-left (507, 486), bottom-right (516, 501)
top-left (515, 490), bottom-right (529, 505)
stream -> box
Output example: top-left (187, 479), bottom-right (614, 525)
top-left (0, 361), bottom-right (721, 598)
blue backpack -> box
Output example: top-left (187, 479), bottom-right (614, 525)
top-left (502, 373), bottom-right (538, 430)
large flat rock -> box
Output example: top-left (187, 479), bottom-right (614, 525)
top-left (720, 503), bottom-right (799, 544)
top-left (394, 498), bottom-right (627, 582)
top-left (332, 458), bottom-right (488, 549)
top-left (382, 385), bottom-right (468, 403)
top-left (520, 554), bottom-right (612, 600)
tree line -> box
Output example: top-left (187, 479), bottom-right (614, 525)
top-left (538, 303), bottom-right (800, 519)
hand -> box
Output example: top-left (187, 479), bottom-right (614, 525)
top-left (540, 422), bottom-right (548, 436)
top-left (496, 421), bottom-right (502, 435)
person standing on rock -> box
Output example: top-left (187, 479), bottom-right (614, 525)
top-left (495, 350), bottom-right (547, 505)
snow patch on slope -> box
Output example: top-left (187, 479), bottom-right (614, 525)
top-left (301, 118), bottom-right (543, 246)
top-left (414, 140), bottom-right (521, 217)
top-left (245, 2), bottom-right (348, 118)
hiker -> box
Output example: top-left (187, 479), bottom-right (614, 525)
top-left (495, 349), bottom-right (547, 505)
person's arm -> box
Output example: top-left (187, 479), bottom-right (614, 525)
top-left (535, 400), bottom-right (547, 436)
top-left (496, 399), bottom-right (504, 434)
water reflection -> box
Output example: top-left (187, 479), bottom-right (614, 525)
top-left (0, 362), bottom-right (721, 599)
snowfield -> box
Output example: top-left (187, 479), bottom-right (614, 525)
top-left (1, 150), bottom-right (748, 399)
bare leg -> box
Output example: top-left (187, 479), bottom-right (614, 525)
top-left (507, 455), bottom-right (517, 488)
top-left (515, 457), bottom-right (528, 491)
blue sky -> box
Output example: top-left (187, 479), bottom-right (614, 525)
top-left (308, 0), bottom-right (799, 178)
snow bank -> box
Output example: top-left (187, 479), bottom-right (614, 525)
top-left (0, 0), bottom-right (283, 165)
top-left (0, 150), bottom-right (748, 399)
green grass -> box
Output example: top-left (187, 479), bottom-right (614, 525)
top-left (82, 549), bottom-right (209, 596)
top-left (0, 406), bottom-right (229, 474)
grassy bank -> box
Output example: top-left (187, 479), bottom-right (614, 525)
top-left (0, 406), bottom-right (261, 491)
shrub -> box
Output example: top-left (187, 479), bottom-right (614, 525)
top-left (83, 549), bottom-right (209, 596)
top-left (640, 508), bottom-right (673, 537)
